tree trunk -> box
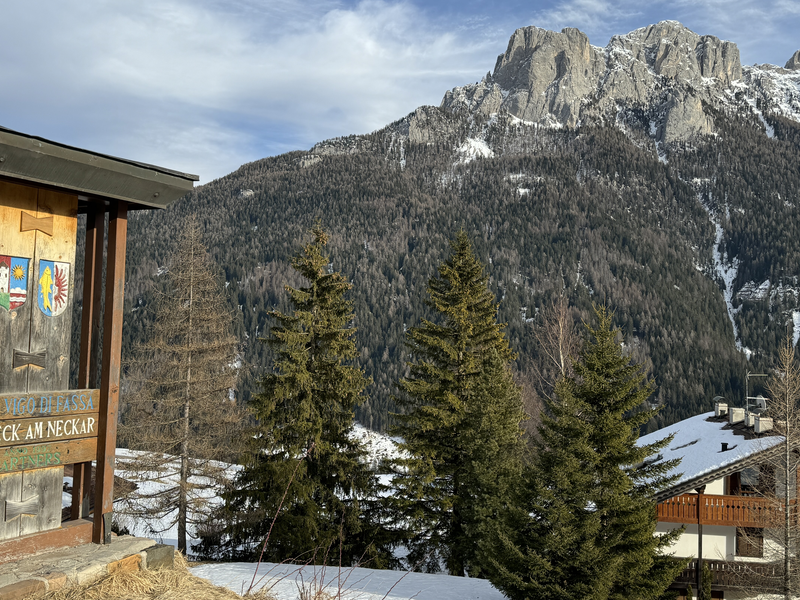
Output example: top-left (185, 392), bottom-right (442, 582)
top-left (178, 238), bottom-right (195, 555)
top-left (785, 433), bottom-right (791, 600)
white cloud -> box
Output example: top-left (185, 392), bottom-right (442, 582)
top-left (0, 0), bottom-right (499, 183)
top-left (532, 0), bottom-right (643, 37)
top-left (530, 0), bottom-right (799, 67)
top-left (1, 0), bottom-right (797, 184)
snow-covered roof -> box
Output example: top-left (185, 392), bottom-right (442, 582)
top-left (638, 411), bottom-right (784, 501)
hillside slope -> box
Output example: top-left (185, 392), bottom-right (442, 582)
top-left (83, 21), bottom-right (800, 433)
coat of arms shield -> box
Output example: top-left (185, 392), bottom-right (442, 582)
top-left (37, 260), bottom-right (70, 317)
top-left (0, 256), bottom-right (30, 311)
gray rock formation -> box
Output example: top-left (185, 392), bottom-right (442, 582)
top-left (440, 20), bottom-right (744, 144)
top-left (407, 106), bottom-right (458, 144)
top-left (786, 50), bottom-right (800, 70)
top-left (489, 26), bottom-right (605, 127)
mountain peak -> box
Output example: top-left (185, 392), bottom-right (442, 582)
top-left (440, 20), bottom-right (743, 143)
top-left (786, 50), bottom-right (800, 70)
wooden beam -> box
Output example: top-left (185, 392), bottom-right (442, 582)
top-left (92, 201), bottom-right (127, 544)
top-left (74, 206), bottom-right (105, 520)
top-left (78, 206), bottom-right (105, 389)
top-left (0, 518), bottom-right (92, 563)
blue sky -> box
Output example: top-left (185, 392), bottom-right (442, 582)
top-left (1, 0), bottom-right (798, 183)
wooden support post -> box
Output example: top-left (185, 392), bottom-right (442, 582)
top-left (93, 201), bottom-right (127, 544)
top-left (73, 205), bottom-right (105, 521)
top-left (696, 486), bottom-right (705, 596)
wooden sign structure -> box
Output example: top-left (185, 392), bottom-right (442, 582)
top-left (0, 126), bottom-right (196, 561)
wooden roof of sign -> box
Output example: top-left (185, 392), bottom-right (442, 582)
top-left (0, 126), bottom-right (198, 211)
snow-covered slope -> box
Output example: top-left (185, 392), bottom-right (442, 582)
top-left (113, 426), bottom-right (403, 549)
top-left (113, 449), bottom-right (241, 548)
top-left (114, 430), bottom-right (502, 600)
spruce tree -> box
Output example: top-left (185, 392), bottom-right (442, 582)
top-left (389, 231), bottom-right (526, 576)
top-left (197, 225), bottom-right (391, 566)
top-left (485, 306), bottom-right (686, 600)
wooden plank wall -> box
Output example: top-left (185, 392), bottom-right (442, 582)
top-left (27, 189), bottom-right (78, 391)
top-left (0, 180), bottom-right (78, 541)
top-left (0, 181), bottom-right (38, 394)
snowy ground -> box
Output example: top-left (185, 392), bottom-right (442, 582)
top-left (113, 448), bottom-right (241, 549)
top-left (112, 425), bottom-right (404, 547)
top-left (112, 431), bottom-right (506, 599)
top-left (192, 561), bottom-right (505, 600)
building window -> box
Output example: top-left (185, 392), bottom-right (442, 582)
top-left (736, 527), bottom-right (764, 558)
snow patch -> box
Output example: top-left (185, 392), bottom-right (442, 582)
top-left (456, 138), bottom-right (494, 163)
top-left (738, 279), bottom-right (771, 301)
top-left (695, 189), bottom-right (748, 356)
top-left (350, 423), bottom-right (406, 468)
top-left (794, 311), bottom-right (800, 347)
top-left (744, 97), bottom-right (775, 138)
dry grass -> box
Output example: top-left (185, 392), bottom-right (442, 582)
top-left (29, 554), bottom-right (276, 600)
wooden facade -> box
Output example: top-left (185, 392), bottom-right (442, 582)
top-left (0, 126), bottom-right (196, 559)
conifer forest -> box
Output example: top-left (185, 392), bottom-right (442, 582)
top-left (69, 106), bottom-right (800, 435)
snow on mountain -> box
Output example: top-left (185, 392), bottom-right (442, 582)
top-left (457, 138), bottom-right (494, 163)
top-left (436, 21), bottom-right (799, 147)
top-left (742, 64), bottom-right (800, 124)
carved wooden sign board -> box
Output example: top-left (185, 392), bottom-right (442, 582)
top-left (0, 180), bottom-right (96, 541)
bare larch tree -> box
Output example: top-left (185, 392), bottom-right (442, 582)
top-left (736, 335), bottom-right (800, 599)
top-left (118, 218), bottom-right (244, 554)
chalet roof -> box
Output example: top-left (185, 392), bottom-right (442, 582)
top-left (639, 411), bottom-right (785, 502)
top-left (0, 126), bottom-right (198, 211)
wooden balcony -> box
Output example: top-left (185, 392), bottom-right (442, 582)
top-left (657, 494), bottom-right (780, 528)
top-left (671, 559), bottom-right (782, 592)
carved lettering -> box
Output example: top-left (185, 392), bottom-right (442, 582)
top-left (0, 389), bottom-right (99, 417)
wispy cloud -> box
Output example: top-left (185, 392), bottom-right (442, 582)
top-left (530, 0), bottom-right (798, 65)
top-left (1, 0), bottom-right (797, 183)
top-left (0, 0), bottom-right (497, 182)
top-left (532, 0), bottom-right (644, 40)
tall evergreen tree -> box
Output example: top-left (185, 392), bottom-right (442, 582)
top-left (389, 231), bottom-right (526, 576)
top-left (196, 225), bottom-right (392, 566)
top-left (119, 218), bottom-right (243, 555)
top-left (485, 306), bottom-right (686, 600)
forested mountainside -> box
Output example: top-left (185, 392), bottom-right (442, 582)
top-left (72, 21), bottom-right (800, 433)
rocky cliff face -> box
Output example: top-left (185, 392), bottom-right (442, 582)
top-left (436, 21), bottom-right (798, 145)
top-left (786, 50), bottom-right (800, 70)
